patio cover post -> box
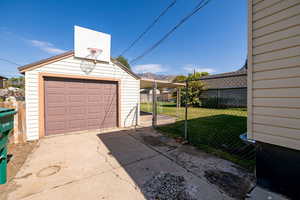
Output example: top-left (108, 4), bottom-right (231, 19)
top-left (152, 81), bottom-right (157, 127)
top-left (184, 80), bottom-right (188, 140)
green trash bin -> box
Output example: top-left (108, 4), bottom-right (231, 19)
top-left (0, 108), bottom-right (17, 184)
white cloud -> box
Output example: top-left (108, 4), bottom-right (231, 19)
top-left (184, 65), bottom-right (216, 74)
top-left (29, 40), bottom-right (66, 54)
top-left (133, 64), bottom-right (167, 73)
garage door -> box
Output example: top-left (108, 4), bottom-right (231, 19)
top-left (44, 77), bottom-right (118, 135)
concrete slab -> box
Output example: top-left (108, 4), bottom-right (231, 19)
top-left (6, 127), bottom-right (253, 200)
top-left (19, 170), bottom-right (146, 200)
top-left (247, 186), bottom-right (289, 200)
top-left (140, 113), bottom-right (176, 127)
top-left (117, 155), bottom-right (230, 200)
top-left (127, 127), bottom-right (180, 153)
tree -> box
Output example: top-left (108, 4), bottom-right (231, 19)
top-left (173, 72), bottom-right (208, 107)
top-left (172, 75), bottom-right (187, 83)
top-left (116, 56), bottom-right (131, 70)
top-left (187, 71), bottom-right (209, 81)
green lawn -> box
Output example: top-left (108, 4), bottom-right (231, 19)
top-left (141, 102), bottom-right (255, 170)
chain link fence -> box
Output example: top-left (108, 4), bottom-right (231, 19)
top-left (140, 85), bottom-right (255, 170)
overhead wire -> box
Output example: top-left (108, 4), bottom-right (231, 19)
top-left (119, 0), bottom-right (177, 56)
top-left (0, 58), bottom-right (21, 66)
top-left (130, 0), bottom-right (212, 64)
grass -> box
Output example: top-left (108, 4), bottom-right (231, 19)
top-left (141, 102), bottom-right (255, 170)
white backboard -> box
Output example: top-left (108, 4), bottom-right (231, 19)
top-left (74, 25), bottom-right (111, 62)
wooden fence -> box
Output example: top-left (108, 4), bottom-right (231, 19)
top-left (0, 101), bottom-right (26, 143)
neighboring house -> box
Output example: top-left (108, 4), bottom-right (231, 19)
top-left (140, 88), bottom-right (174, 103)
top-left (248, 0), bottom-right (300, 198)
top-left (199, 63), bottom-right (247, 107)
top-left (19, 51), bottom-right (140, 140)
top-left (0, 75), bottom-right (7, 89)
top-left (140, 89), bottom-right (160, 103)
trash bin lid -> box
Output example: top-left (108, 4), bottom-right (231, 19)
top-left (0, 108), bottom-right (15, 113)
top-left (0, 107), bottom-right (17, 118)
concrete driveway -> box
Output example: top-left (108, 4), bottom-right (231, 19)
top-left (6, 127), bottom-right (254, 200)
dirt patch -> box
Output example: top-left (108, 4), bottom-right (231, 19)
top-left (204, 170), bottom-right (251, 199)
top-left (142, 172), bottom-right (196, 200)
top-left (0, 141), bottom-right (37, 200)
top-left (142, 136), bottom-right (167, 146)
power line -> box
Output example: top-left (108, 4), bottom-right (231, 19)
top-left (130, 0), bottom-right (212, 64)
top-left (0, 58), bottom-right (21, 66)
top-left (120, 0), bottom-right (177, 56)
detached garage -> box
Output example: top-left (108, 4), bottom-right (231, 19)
top-left (19, 27), bottom-right (140, 140)
top-left (19, 51), bottom-right (140, 140)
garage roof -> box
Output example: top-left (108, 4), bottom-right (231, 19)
top-left (18, 51), bottom-right (140, 79)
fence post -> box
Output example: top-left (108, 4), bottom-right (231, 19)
top-left (152, 81), bottom-right (157, 127)
top-left (176, 88), bottom-right (181, 118)
top-left (184, 80), bottom-right (188, 141)
top-left (13, 101), bottom-right (19, 144)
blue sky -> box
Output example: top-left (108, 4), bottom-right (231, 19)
top-left (0, 0), bottom-right (247, 77)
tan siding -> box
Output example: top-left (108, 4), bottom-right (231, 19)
top-left (254, 124), bottom-right (300, 140)
top-left (253, 0), bottom-right (300, 21)
top-left (253, 132), bottom-right (300, 150)
top-left (253, 45), bottom-right (300, 63)
top-left (253, 34), bottom-right (300, 55)
top-left (253, 3), bottom-right (300, 29)
top-left (253, 0), bottom-right (281, 13)
top-left (247, 0), bottom-right (254, 139)
top-left (253, 25), bottom-right (300, 46)
top-left (249, 0), bottom-right (300, 150)
top-left (253, 14), bottom-right (300, 38)
top-left (253, 55), bottom-right (300, 72)
top-left (253, 97), bottom-right (300, 108)
top-left (253, 88), bottom-right (300, 98)
top-left (253, 115), bottom-right (300, 130)
top-left (253, 67), bottom-right (300, 80)
top-left (253, 107), bottom-right (300, 119)
top-left (253, 77), bottom-right (300, 89)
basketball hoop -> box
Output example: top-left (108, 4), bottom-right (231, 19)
top-left (80, 47), bottom-right (103, 75)
top-left (87, 48), bottom-right (102, 63)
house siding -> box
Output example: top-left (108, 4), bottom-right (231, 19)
top-left (248, 0), bottom-right (300, 150)
top-left (25, 56), bottom-right (140, 140)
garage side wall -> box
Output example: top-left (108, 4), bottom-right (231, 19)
top-left (25, 56), bottom-right (140, 140)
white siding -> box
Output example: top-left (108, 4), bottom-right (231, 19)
top-left (25, 56), bottom-right (139, 140)
top-left (248, 0), bottom-right (300, 150)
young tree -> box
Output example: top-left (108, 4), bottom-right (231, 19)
top-left (116, 56), bottom-right (131, 70)
top-left (172, 75), bottom-right (187, 83)
top-left (173, 72), bottom-right (208, 107)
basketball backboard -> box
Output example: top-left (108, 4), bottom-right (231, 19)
top-left (74, 25), bottom-right (111, 63)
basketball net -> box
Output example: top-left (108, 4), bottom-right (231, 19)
top-left (80, 48), bottom-right (103, 74)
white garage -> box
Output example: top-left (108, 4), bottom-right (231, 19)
top-left (19, 26), bottom-right (140, 140)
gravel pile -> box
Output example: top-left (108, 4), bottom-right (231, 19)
top-left (143, 172), bottom-right (196, 200)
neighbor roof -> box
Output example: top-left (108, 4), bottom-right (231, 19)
top-left (199, 63), bottom-right (247, 89)
top-left (18, 50), bottom-right (140, 79)
top-left (0, 75), bottom-right (7, 80)
top-left (199, 62), bottom-right (247, 80)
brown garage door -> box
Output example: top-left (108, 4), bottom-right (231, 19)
top-left (44, 77), bottom-right (118, 136)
